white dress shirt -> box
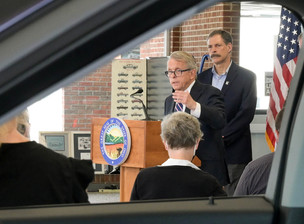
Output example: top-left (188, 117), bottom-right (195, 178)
top-left (178, 80), bottom-right (201, 118)
top-left (160, 158), bottom-right (200, 170)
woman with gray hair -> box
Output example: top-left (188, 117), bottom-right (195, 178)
top-left (130, 112), bottom-right (226, 200)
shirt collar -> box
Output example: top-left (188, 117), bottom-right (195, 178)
top-left (212, 60), bottom-right (232, 76)
top-left (186, 80), bottom-right (196, 92)
top-left (160, 158), bottom-right (200, 170)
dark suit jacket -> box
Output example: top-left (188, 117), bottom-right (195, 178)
top-left (164, 81), bottom-right (229, 185)
top-left (198, 61), bottom-right (257, 164)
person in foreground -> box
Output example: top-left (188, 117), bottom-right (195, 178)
top-left (164, 51), bottom-right (229, 186)
top-left (130, 112), bottom-right (227, 201)
top-left (16, 109), bottom-right (31, 138)
top-left (0, 115), bottom-right (94, 207)
top-left (233, 107), bottom-right (285, 196)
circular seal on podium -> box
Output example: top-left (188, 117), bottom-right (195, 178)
top-left (99, 117), bottom-right (131, 166)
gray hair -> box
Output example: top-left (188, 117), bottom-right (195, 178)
top-left (160, 112), bottom-right (203, 149)
top-left (168, 51), bottom-right (197, 71)
top-left (17, 109), bottom-right (30, 136)
top-left (208, 29), bottom-right (232, 45)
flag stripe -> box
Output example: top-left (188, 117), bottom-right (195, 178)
top-left (282, 65), bottom-right (293, 92)
top-left (266, 7), bottom-right (301, 150)
top-left (269, 71), bottom-right (281, 114)
top-left (272, 68), bottom-right (285, 108)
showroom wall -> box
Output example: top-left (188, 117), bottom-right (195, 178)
top-left (63, 2), bottom-right (241, 131)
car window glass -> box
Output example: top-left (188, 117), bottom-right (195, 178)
top-left (4, 1), bottom-right (298, 207)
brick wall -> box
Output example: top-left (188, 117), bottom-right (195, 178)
top-left (170, 2), bottom-right (240, 70)
top-left (62, 2), bottom-right (241, 184)
top-left (64, 63), bottom-right (111, 131)
top-left (63, 2), bottom-right (240, 131)
top-left (140, 32), bottom-right (165, 58)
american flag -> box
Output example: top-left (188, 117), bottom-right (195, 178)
top-left (266, 7), bottom-right (302, 151)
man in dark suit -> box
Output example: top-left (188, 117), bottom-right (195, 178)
top-left (197, 30), bottom-right (257, 195)
top-left (164, 51), bottom-right (229, 186)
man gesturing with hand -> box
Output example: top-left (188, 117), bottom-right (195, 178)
top-left (164, 51), bottom-right (229, 186)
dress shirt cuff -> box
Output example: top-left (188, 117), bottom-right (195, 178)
top-left (190, 102), bottom-right (201, 118)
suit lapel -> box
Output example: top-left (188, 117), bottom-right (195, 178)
top-left (199, 70), bottom-right (213, 84)
top-left (190, 81), bottom-right (201, 101)
top-left (167, 95), bottom-right (175, 113)
top-left (221, 61), bottom-right (238, 94)
top-left (170, 99), bottom-right (175, 113)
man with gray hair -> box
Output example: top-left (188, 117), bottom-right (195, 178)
top-left (0, 114), bottom-right (94, 207)
top-left (164, 51), bottom-right (229, 186)
top-left (17, 109), bottom-right (30, 138)
top-left (130, 112), bottom-right (226, 200)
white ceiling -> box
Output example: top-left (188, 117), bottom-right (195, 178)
top-left (241, 2), bottom-right (281, 17)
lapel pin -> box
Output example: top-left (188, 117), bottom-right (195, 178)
top-left (225, 81), bottom-right (230, 85)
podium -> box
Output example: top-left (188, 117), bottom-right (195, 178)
top-left (91, 117), bottom-right (168, 202)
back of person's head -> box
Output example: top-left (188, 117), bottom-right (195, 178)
top-left (160, 112), bottom-right (203, 149)
top-left (17, 109), bottom-right (30, 138)
top-left (208, 29), bottom-right (232, 45)
top-left (169, 51), bottom-right (197, 72)
top-left (0, 117), bottom-right (18, 147)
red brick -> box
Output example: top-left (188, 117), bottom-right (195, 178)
top-left (63, 2), bottom-right (240, 132)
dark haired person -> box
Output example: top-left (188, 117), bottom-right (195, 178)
top-left (197, 29), bottom-right (257, 195)
top-left (234, 107), bottom-right (285, 196)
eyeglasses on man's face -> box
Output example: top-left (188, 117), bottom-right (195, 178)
top-left (164, 68), bottom-right (192, 78)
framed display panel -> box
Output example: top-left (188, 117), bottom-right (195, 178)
top-left (111, 57), bottom-right (170, 121)
top-left (70, 131), bottom-right (104, 174)
top-left (39, 131), bottom-right (71, 157)
top-left (111, 59), bottom-right (147, 120)
top-left (146, 57), bottom-right (171, 120)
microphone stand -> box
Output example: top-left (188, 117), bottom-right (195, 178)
top-left (130, 95), bottom-right (152, 121)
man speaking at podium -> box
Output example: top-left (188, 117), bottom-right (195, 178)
top-left (164, 51), bottom-right (229, 186)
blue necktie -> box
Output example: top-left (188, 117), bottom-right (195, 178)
top-left (175, 103), bottom-right (183, 112)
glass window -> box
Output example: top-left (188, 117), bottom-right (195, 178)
top-left (14, 1), bottom-right (286, 204)
top-left (240, 3), bottom-right (281, 110)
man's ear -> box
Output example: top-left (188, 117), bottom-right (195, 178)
top-left (191, 69), bottom-right (197, 80)
top-left (163, 140), bottom-right (169, 151)
top-left (194, 139), bottom-right (200, 151)
top-left (228, 43), bottom-right (233, 53)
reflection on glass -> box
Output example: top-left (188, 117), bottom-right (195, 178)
top-left (9, 2), bottom-right (285, 205)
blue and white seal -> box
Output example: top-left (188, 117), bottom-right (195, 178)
top-left (99, 117), bottom-right (131, 166)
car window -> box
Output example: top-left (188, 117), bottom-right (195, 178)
top-left (0, 2), bottom-right (304, 222)
top-left (22, 2), bottom-right (286, 204)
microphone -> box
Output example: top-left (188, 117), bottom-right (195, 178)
top-left (130, 88), bottom-right (152, 120)
top-left (130, 88), bottom-right (143, 96)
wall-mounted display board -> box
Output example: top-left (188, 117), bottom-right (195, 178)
top-left (70, 131), bottom-right (104, 174)
top-left (111, 57), bottom-right (170, 121)
top-left (111, 59), bottom-right (147, 120)
top-left (39, 131), bottom-right (71, 157)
